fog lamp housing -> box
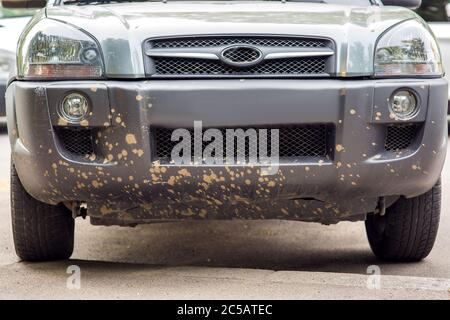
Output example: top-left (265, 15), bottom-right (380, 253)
top-left (61, 93), bottom-right (89, 123)
top-left (389, 90), bottom-right (418, 120)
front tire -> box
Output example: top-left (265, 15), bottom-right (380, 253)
top-left (11, 160), bottom-right (74, 261)
top-left (365, 179), bottom-right (441, 262)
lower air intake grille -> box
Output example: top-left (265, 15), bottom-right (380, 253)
top-left (55, 127), bottom-right (95, 157)
top-left (384, 124), bottom-right (421, 152)
top-left (152, 125), bottom-right (332, 163)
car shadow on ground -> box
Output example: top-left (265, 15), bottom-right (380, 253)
top-left (65, 219), bottom-right (429, 276)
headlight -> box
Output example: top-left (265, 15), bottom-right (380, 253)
top-left (374, 20), bottom-right (443, 77)
top-left (18, 19), bottom-right (103, 79)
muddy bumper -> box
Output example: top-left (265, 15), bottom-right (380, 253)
top-left (6, 79), bottom-right (448, 224)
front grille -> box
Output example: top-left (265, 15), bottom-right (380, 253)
top-left (154, 57), bottom-right (327, 76)
top-left (152, 125), bottom-right (332, 163)
top-left (146, 36), bottom-right (334, 77)
top-left (151, 36), bottom-right (329, 49)
top-left (384, 124), bottom-right (421, 152)
top-left (55, 127), bottom-right (95, 157)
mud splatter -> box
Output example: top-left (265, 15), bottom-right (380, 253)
top-left (167, 176), bottom-right (176, 186)
top-left (57, 118), bottom-right (68, 126)
top-left (178, 169), bottom-right (191, 177)
top-left (125, 134), bottom-right (137, 145)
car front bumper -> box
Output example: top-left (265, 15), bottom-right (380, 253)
top-left (6, 78), bottom-right (448, 224)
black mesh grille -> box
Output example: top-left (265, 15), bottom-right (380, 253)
top-left (154, 57), bottom-right (327, 76)
top-left (150, 36), bottom-right (329, 49)
top-left (384, 124), bottom-right (420, 152)
top-left (55, 127), bottom-right (95, 157)
top-left (152, 125), bottom-right (331, 163)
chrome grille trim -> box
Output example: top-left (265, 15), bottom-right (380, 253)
top-left (146, 48), bottom-right (334, 61)
top-left (265, 50), bottom-right (334, 60)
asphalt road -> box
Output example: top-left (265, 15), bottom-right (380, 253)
top-left (0, 128), bottom-right (450, 299)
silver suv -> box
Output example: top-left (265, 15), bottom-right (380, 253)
top-left (3, 0), bottom-right (447, 262)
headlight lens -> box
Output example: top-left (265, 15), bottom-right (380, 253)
top-left (374, 20), bottom-right (443, 77)
top-left (18, 20), bottom-right (103, 79)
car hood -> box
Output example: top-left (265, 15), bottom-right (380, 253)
top-left (45, 1), bottom-right (419, 77)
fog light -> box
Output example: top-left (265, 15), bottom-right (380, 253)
top-left (61, 93), bottom-right (89, 122)
top-left (389, 90), bottom-right (418, 120)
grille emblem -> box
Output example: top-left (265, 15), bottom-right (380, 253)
top-left (220, 45), bottom-right (263, 68)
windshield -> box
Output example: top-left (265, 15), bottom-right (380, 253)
top-left (415, 0), bottom-right (450, 22)
top-left (61, 0), bottom-right (376, 6)
top-left (0, 7), bottom-right (35, 18)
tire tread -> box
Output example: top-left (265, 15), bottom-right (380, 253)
top-left (11, 160), bottom-right (74, 261)
top-left (366, 179), bottom-right (441, 262)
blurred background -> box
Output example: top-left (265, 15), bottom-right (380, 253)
top-left (416, 0), bottom-right (450, 121)
top-left (0, 6), bottom-right (34, 120)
